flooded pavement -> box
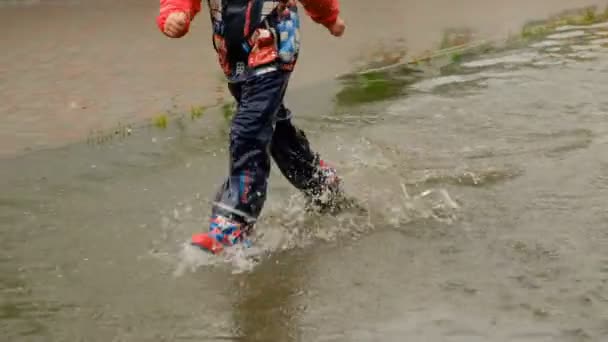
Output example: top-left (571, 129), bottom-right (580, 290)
top-left (3, 3), bottom-right (608, 342)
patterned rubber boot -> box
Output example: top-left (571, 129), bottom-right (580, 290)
top-left (307, 159), bottom-right (343, 211)
top-left (191, 215), bottom-right (252, 254)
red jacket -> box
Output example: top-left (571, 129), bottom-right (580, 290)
top-left (157, 0), bottom-right (339, 37)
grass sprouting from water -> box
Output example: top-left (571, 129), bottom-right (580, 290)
top-left (190, 105), bottom-right (205, 120)
top-left (583, 8), bottom-right (597, 24)
top-left (521, 6), bottom-right (607, 41)
top-left (222, 102), bottom-right (236, 123)
top-left (450, 52), bottom-right (463, 63)
top-left (521, 24), bottom-right (550, 39)
top-left (335, 71), bottom-right (408, 106)
top-left (153, 114), bottom-right (168, 129)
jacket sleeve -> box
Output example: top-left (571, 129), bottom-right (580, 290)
top-left (298, 0), bottom-right (339, 28)
top-left (157, 0), bottom-right (202, 35)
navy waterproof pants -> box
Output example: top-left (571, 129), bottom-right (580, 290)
top-left (211, 70), bottom-right (324, 225)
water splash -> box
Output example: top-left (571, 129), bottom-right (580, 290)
top-left (395, 183), bottom-right (460, 225)
top-left (169, 179), bottom-right (462, 275)
top-left (173, 242), bottom-right (217, 277)
top-left (166, 137), bottom-right (470, 275)
top-left (173, 241), bottom-right (263, 277)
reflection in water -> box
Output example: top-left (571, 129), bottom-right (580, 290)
top-left (0, 259), bottom-right (51, 339)
top-left (232, 251), bottom-right (309, 342)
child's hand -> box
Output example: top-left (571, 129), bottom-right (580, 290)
top-left (164, 12), bottom-right (189, 38)
top-left (328, 17), bottom-right (346, 37)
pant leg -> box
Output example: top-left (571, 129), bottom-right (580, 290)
top-left (211, 71), bottom-right (290, 225)
top-left (270, 105), bottom-right (324, 195)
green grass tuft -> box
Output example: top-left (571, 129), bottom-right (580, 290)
top-left (153, 114), bottom-right (168, 129)
top-left (336, 71), bottom-right (408, 106)
top-left (583, 8), bottom-right (597, 24)
top-left (190, 105), bottom-right (205, 120)
top-left (450, 52), bottom-right (463, 63)
top-left (521, 24), bottom-right (549, 39)
top-left (221, 102), bottom-right (236, 123)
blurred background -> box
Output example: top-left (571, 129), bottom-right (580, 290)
top-left (0, 0), bottom-right (605, 156)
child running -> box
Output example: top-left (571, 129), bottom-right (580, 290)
top-left (157, 0), bottom-right (346, 254)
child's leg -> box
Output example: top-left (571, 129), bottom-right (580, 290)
top-left (270, 106), bottom-right (320, 191)
top-left (210, 71), bottom-right (290, 229)
top-left (191, 71), bottom-right (339, 253)
top-left (270, 105), bottom-right (341, 204)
